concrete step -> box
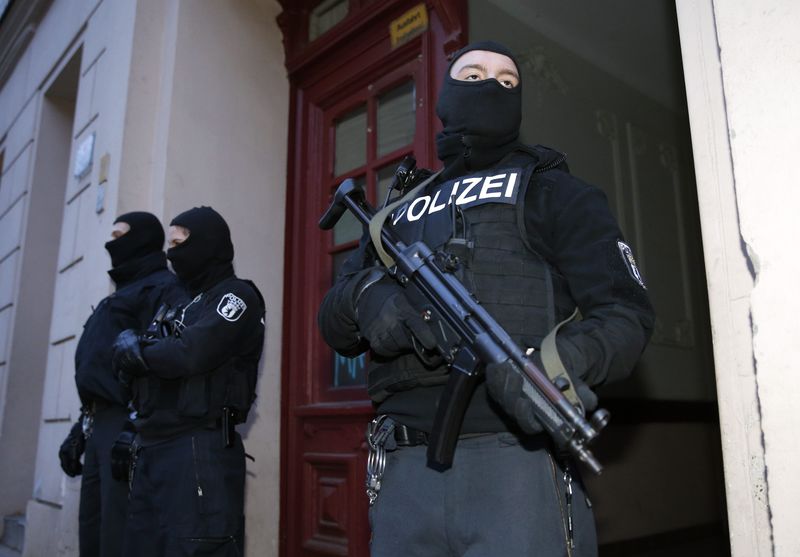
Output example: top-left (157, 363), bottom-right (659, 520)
top-left (0, 515), bottom-right (24, 553)
top-left (0, 544), bottom-right (20, 557)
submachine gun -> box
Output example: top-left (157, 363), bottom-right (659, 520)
top-left (319, 159), bottom-right (610, 474)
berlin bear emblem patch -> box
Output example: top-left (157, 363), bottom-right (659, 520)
top-left (617, 241), bottom-right (646, 289)
top-left (217, 293), bottom-right (247, 322)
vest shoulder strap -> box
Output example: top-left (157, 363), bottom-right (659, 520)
top-left (512, 145), bottom-right (568, 257)
top-left (514, 159), bottom-right (541, 257)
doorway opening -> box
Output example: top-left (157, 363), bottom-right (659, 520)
top-left (280, 0), bottom-right (729, 555)
top-left (469, 1), bottom-right (729, 555)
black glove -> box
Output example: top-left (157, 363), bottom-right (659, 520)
top-left (485, 359), bottom-right (545, 435)
top-left (486, 358), bottom-right (599, 435)
top-left (356, 280), bottom-right (436, 358)
top-left (59, 419), bottom-right (85, 477)
top-left (110, 422), bottom-right (136, 482)
top-left (570, 376), bottom-right (598, 413)
top-left (112, 329), bottom-right (150, 378)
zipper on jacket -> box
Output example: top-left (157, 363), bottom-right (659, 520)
top-left (534, 152), bottom-right (567, 174)
top-left (563, 463), bottom-right (576, 550)
top-left (191, 436), bottom-right (204, 498)
top-left (183, 536), bottom-right (233, 543)
top-left (181, 535), bottom-right (240, 556)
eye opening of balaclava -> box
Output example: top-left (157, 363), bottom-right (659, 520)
top-left (435, 40), bottom-right (522, 176)
top-left (105, 211), bottom-right (165, 267)
top-left (104, 211), bottom-right (167, 286)
top-left (166, 206), bottom-right (234, 295)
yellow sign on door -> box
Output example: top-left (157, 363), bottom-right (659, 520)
top-left (390, 4), bottom-right (428, 49)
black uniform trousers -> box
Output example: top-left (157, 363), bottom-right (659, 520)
top-left (123, 428), bottom-right (245, 557)
top-left (79, 405), bottom-right (130, 557)
top-left (369, 432), bottom-right (597, 557)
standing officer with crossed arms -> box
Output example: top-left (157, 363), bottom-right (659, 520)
top-left (59, 212), bottom-right (181, 557)
top-left (113, 206), bottom-right (265, 557)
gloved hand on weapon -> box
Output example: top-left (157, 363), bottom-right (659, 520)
top-left (58, 418), bottom-right (85, 477)
top-left (485, 356), bottom-right (598, 435)
top-left (112, 329), bottom-right (154, 378)
top-left (356, 278), bottom-right (437, 358)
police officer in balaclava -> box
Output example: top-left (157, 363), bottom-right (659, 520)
top-left (112, 206), bottom-right (265, 557)
top-left (58, 211), bottom-right (181, 557)
top-left (318, 41), bottom-right (655, 556)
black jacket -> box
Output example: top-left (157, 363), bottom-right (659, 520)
top-left (75, 253), bottom-right (181, 407)
top-left (135, 276), bottom-right (265, 439)
top-left (318, 146), bottom-right (655, 432)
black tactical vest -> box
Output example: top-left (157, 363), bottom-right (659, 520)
top-left (367, 151), bottom-right (576, 402)
top-left (131, 278), bottom-right (264, 438)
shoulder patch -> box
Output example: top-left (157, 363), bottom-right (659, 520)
top-left (617, 240), bottom-right (646, 289)
top-left (217, 293), bottom-right (247, 322)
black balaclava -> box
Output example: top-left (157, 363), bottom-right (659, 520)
top-left (435, 40), bottom-right (522, 178)
top-left (105, 211), bottom-right (167, 286)
top-left (167, 206), bottom-right (234, 295)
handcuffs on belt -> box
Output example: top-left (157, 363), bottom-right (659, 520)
top-left (365, 415), bottom-right (396, 506)
top-left (80, 406), bottom-right (95, 440)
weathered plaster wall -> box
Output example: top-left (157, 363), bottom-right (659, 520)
top-left (676, 1), bottom-right (800, 555)
top-left (1, 1), bottom-right (288, 555)
top-left (135, 1), bottom-right (288, 553)
top-left (714, 2), bottom-right (800, 556)
top-left (18, 0), bottom-right (141, 554)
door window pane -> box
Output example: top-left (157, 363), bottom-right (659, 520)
top-left (330, 247), bottom-right (367, 389)
top-left (333, 210), bottom-right (361, 247)
top-left (376, 164), bottom-right (400, 205)
top-left (333, 246), bottom-right (365, 282)
top-left (334, 105), bottom-right (367, 176)
top-left (309, 0), bottom-right (348, 41)
top-left (332, 177), bottom-right (365, 246)
top-left (332, 352), bottom-right (367, 388)
top-left (377, 81), bottom-right (416, 157)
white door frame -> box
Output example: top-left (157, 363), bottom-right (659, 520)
top-left (676, 1), bottom-right (800, 555)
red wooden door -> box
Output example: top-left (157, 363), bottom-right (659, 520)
top-left (279, 2), bottom-right (464, 555)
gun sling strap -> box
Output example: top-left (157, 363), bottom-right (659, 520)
top-left (368, 170), bottom-right (443, 268)
top-left (539, 307), bottom-right (583, 411)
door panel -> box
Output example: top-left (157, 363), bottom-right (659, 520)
top-left (279, 3), bottom-right (465, 555)
top-left (318, 60), bottom-right (423, 405)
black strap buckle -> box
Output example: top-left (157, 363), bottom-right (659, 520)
top-left (394, 424), bottom-right (429, 447)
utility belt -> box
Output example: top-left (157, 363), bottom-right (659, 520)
top-left (137, 407), bottom-right (240, 450)
top-left (79, 398), bottom-right (118, 439)
top-left (393, 423), bottom-right (429, 447)
top-left (392, 423), bottom-right (496, 447)
top-left (86, 398), bottom-right (115, 412)
top-left (365, 415), bottom-right (495, 505)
